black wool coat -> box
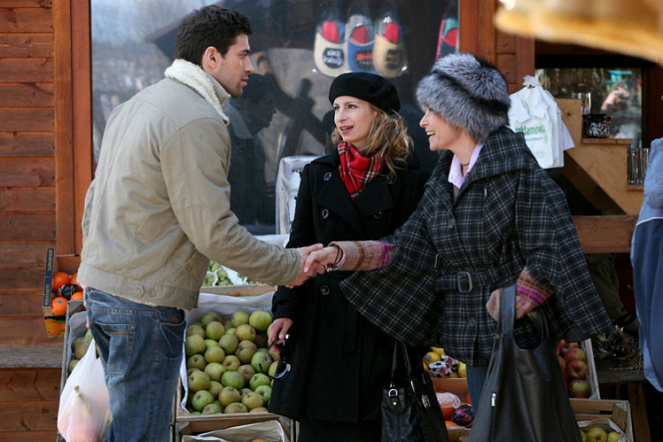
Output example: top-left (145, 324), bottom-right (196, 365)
top-left (342, 127), bottom-right (614, 366)
top-left (269, 151), bottom-right (429, 423)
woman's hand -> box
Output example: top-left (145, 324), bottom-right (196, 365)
top-left (303, 246), bottom-right (339, 272)
top-left (268, 317), bottom-right (293, 355)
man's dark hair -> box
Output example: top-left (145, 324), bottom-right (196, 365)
top-left (174, 5), bottom-right (252, 66)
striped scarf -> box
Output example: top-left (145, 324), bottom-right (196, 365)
top-left (337, 141), bottom-right (383, 199)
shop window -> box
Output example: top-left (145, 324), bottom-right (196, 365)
top-left (91, 0), bottom-right (458, 234)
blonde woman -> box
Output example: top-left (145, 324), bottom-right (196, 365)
top-left (267, 73), bottom-right (430, 442)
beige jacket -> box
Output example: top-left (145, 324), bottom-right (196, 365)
top-left (78, 60), bottom-right (300, 310)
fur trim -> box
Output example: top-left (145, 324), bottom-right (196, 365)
top-left (416, 53), bottom-right (510, 142)
top-left (165, 59), bottom-right (230, 124)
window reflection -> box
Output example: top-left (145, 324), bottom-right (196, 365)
top-left (92, 0), bottom-right (458, 233)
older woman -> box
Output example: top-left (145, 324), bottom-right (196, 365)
top-left (305, 53), bottom-right (613, 409)
top-left (267, 72), bottom-right (430, 442)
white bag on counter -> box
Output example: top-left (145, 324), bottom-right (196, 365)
top-left (275, 155), bottom-right (319, 235)
top-left (508, 76), bottom-right (574, 169)
top-left (181, 419), bottom-right (289, 442)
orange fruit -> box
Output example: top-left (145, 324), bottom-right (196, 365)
top-left (52, 272), bottom-right (71, 292)
top-left (442, 406), bottom-right (455, 420)
top-left (51, 297), bottom-right (68, 316)
top-left (70, 272), bottom-right (82, 290)
top-left (71, 291), bottom-right (84, 301)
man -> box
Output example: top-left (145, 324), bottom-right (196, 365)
top-left (78, 6), bottom-right (320, 442)
top-left (227, 73), bottom-right (277, 233)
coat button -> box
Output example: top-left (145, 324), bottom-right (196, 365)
top-left (320, 286), bottom-right (331, 296)
top-left (323, 172), bottom-right (332, 181)
top-left (149, 289), bottom-right (157, 298)
top-left (374, 211), bottom-right (383, 219)
top-left (448, 218), bottom-right (456, 229)
top-left (134, 286), bottom-right (144, 297)
top-left (321, 208), bottom-right (329, 219)
top-left (468, 317), bottom-right (477, 327)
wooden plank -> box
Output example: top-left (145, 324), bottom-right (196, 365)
top-left (0, 242), bottom-right (53, 266)
top-left (0, 400), bottom-right (58, 431)
top-left (582, 138), bottom-right (632, 145)
top-left (2, 0), bottom-right (53, 6)
top-left (0, 83), bottom-right (53, 107)
top-left (0, 109), bottom-right (53, 132)
top-left (460, 0), bottom-right (480, 55)
top-left (0, 293), bottom-right (48, 316)
top-left (0, 8), bottom-right (53, 33)
top-left (515, 35), bottom-right (535, 86)
top-left (0, 32), bottom-right (52, 57)
top-left (0, 368), bottom-right (61, 401)
top-left (0, 187), bottom-right (55, 212)
top-left (496, 31), bottom-right (516, 54)
top-left (0, 132), bottom-right (54, 157)
top-left (0, 58), bottom-right (53, 82)
top-left (53, 0), bottom-right (74, 255)
top-left (496, 53), bottom-right (516, 84)
top-left (0, 431), bottom-right (58, 442)
top-left (0, 214), bottom-right (55, 241)
top-left (0, 317), bottom-right (59, 345)
top-left (0, 158), bottom-right (54, 186)
top-left (573, 215), bottom-right (638, 254)
top-left (71, 0), bottom-right (91, 254)
top-left (0, 267), bottom-right (47, 291)
top-left (626, 382), bottom-right (652, 442)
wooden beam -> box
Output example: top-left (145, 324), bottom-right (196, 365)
top-left (0, 8), bottom-right (53, 33)
top-left (0, 109), bottom-right (53, 132)
top-left (0, 32), bottom-right (52, 57)
top-left (0, 431), bottom-right (57, 442)
top-left (53, 0), bottom-right (74, 255)
top-left (0, 317), bottom-right (60, 345)
top-left (0, 188), bottom-right (55, 212)
top-left (0, 158), bottom-right (54, 187)
top-left (0, 214), bottom-right (55, 242)
top-left (0, 83), bottom-right (54, 107)
top-left (0, 132), bottom-right (54, 157)
top-left (0, 400), bottom-right (59, 432)
top-left (0, 242), bottom-right (54, 266)
top-left (573, 215), bottom-right (637, 254)
top-left (0, 293), bottom-right (50, 316)
top-left (0, 368), bottom-right (61, 401)
top-left (1, 1), bottom-right (53, 7)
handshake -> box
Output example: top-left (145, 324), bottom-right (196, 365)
top-left (289, 244), bottom-right (341, 288)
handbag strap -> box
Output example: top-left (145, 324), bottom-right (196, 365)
top-left (499, 283), bottom-right (550, 340)
top-left (388, 340), bottom-right (416, 386)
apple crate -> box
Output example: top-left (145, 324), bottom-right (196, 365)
top-left (42, 248), bottom-right (81, 337)
top-left (571, 399), bottom-right (634, 442)
top-left (580, 338), bottom-right (600, 400)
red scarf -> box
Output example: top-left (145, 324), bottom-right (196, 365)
top-left (337, 141), bottom-right (383, 199)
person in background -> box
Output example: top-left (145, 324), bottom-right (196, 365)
top-left (631, 137), bottom-right (663, 392)
top-left (268, 72), bottom-right (430, 442)
top-left (304, 53), bottom-right (613, 411)
top-left (78, 7), bottom-right (321, 442)
top-left (227, 73), bottom-right (277, 234)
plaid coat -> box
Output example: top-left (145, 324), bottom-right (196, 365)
top-left (342, 127), bottom-right (613, 366)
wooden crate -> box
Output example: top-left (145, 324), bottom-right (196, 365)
top-left (571, 399), bottom-right (634, 442)
top-left (42, 248), bottom-right (81, 337)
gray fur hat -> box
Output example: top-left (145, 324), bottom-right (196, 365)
top-left (416, 53), bottom-right (510, 142)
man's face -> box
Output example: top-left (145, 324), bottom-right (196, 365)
top-left (206, 34), bottom-right (254, 97)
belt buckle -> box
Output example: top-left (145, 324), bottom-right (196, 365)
top-left (457, 271), bottom-right (473, 293)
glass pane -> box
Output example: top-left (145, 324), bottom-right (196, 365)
top-left (91, 0), bottom-right (459, 234)
top-left (535, 67), bottom-right (643, 148)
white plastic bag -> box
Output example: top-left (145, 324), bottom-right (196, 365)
top-left (508, 75), bottom-right (575, 169)
top-left (181, 420), bottom-right (290, 442)
top-left (58, 337), bottom-right (112, 442)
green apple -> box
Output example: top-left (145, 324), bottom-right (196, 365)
top-left (83, 329), bottom-right (94, 346)
top-left (205, 321), bottom-right (225, 341)
top-left (254, 385), bottom-right (272, 407)
top-left (249, 373), bottom-right (271, 390)
top-left (74, 341), bottom-right (90, 360)
top-left (186, 324), bottom-right (206, 339)
top-left (185, 334), bottom-right (206, 356)
top-left (223, 319), bottom-right (233, 330)
top-left (249, 310), bottom-right (272, 332)
top-left (239, 388), bottom-right (253, 400)
top-left (254, 331), bottom-right (268, 349)
top-left (225, 327), bottom-right (236, 335)
top-left (219, 386), bottom-right (241, 407)
top-left (235, 324), bottom-right (256, 342)
top-left (582, 430), bottom-right (587, 442)
top-left (191, 390), bottom-right (214, 411)
top-left (231, 311), bottom-right (250, 327)
top-left (204, 362), bottom-right (226, 382)
top-left (586, 427), bottom-right (608, 442)
top-left (219, 334), bottom-right (239, 355)
top-left (204, 345), bottom-right (226, 364)
top-left (241, 390), bottom-right (263, 410)
top-left (192, 411), bottom-right (202, 416)
top-left (187, 368), bottom-right (202, 377)
top-left (201, 402), bottom-right (222, 415)
top-left (238, 364), bottom-right (256, 382)
top-left (188, 370), bottom-right (211, 392)
top-left (222, 355), bottom-right (241, 371)
top-left (223, 402), bottom-right (248, 414)
top-left (201, 310), bottom-right (223, 328)
top-left (251, 351), bottom-right (272, 374)
top-left (268, 347), bottom-right (280, 363)
top-left (208, 380), bottom-right (223, 398)
top-left (249, 407), bottom-right (269, 413)
top-left (221, 370), bottom-right (245, 390)
top-left (607, 431), bottom-right (620, 442)
top-left (205, 339), bottom-right (219, 349)
top-left (68, 359), bottom-right (79, 374)
top-left (236, 340), bottom-right (258, 364)
top-left (268, 361), bottom-right (278, 378)
top-left (187, 354), bottom-right (207, 371)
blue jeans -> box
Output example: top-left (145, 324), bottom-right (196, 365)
top-left (466, 364), bottom-right (489, 415)
top-left (85, 287), bottom-right (186, 442)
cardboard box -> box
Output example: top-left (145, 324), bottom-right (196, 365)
top-left (42, 248), bottom-right (81, 337)
top-left (572, 399), bottom-right (634, 442)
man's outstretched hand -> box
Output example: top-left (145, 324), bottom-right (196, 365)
top-left (288, 244), bottom-right (325, 287)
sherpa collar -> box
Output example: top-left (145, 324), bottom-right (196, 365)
top-left (165, 59), bottom-right (230, 125)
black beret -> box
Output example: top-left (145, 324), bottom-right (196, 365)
top-left (329, 72), bottom-right (400, 114)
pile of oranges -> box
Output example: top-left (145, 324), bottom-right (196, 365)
top-left (51, 272), bottom-right (83, 316)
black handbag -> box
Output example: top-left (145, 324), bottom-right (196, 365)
top-left (468, 284), bottom-right (582, 442)
top-left (381, 341), bottom-right (449, 442)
